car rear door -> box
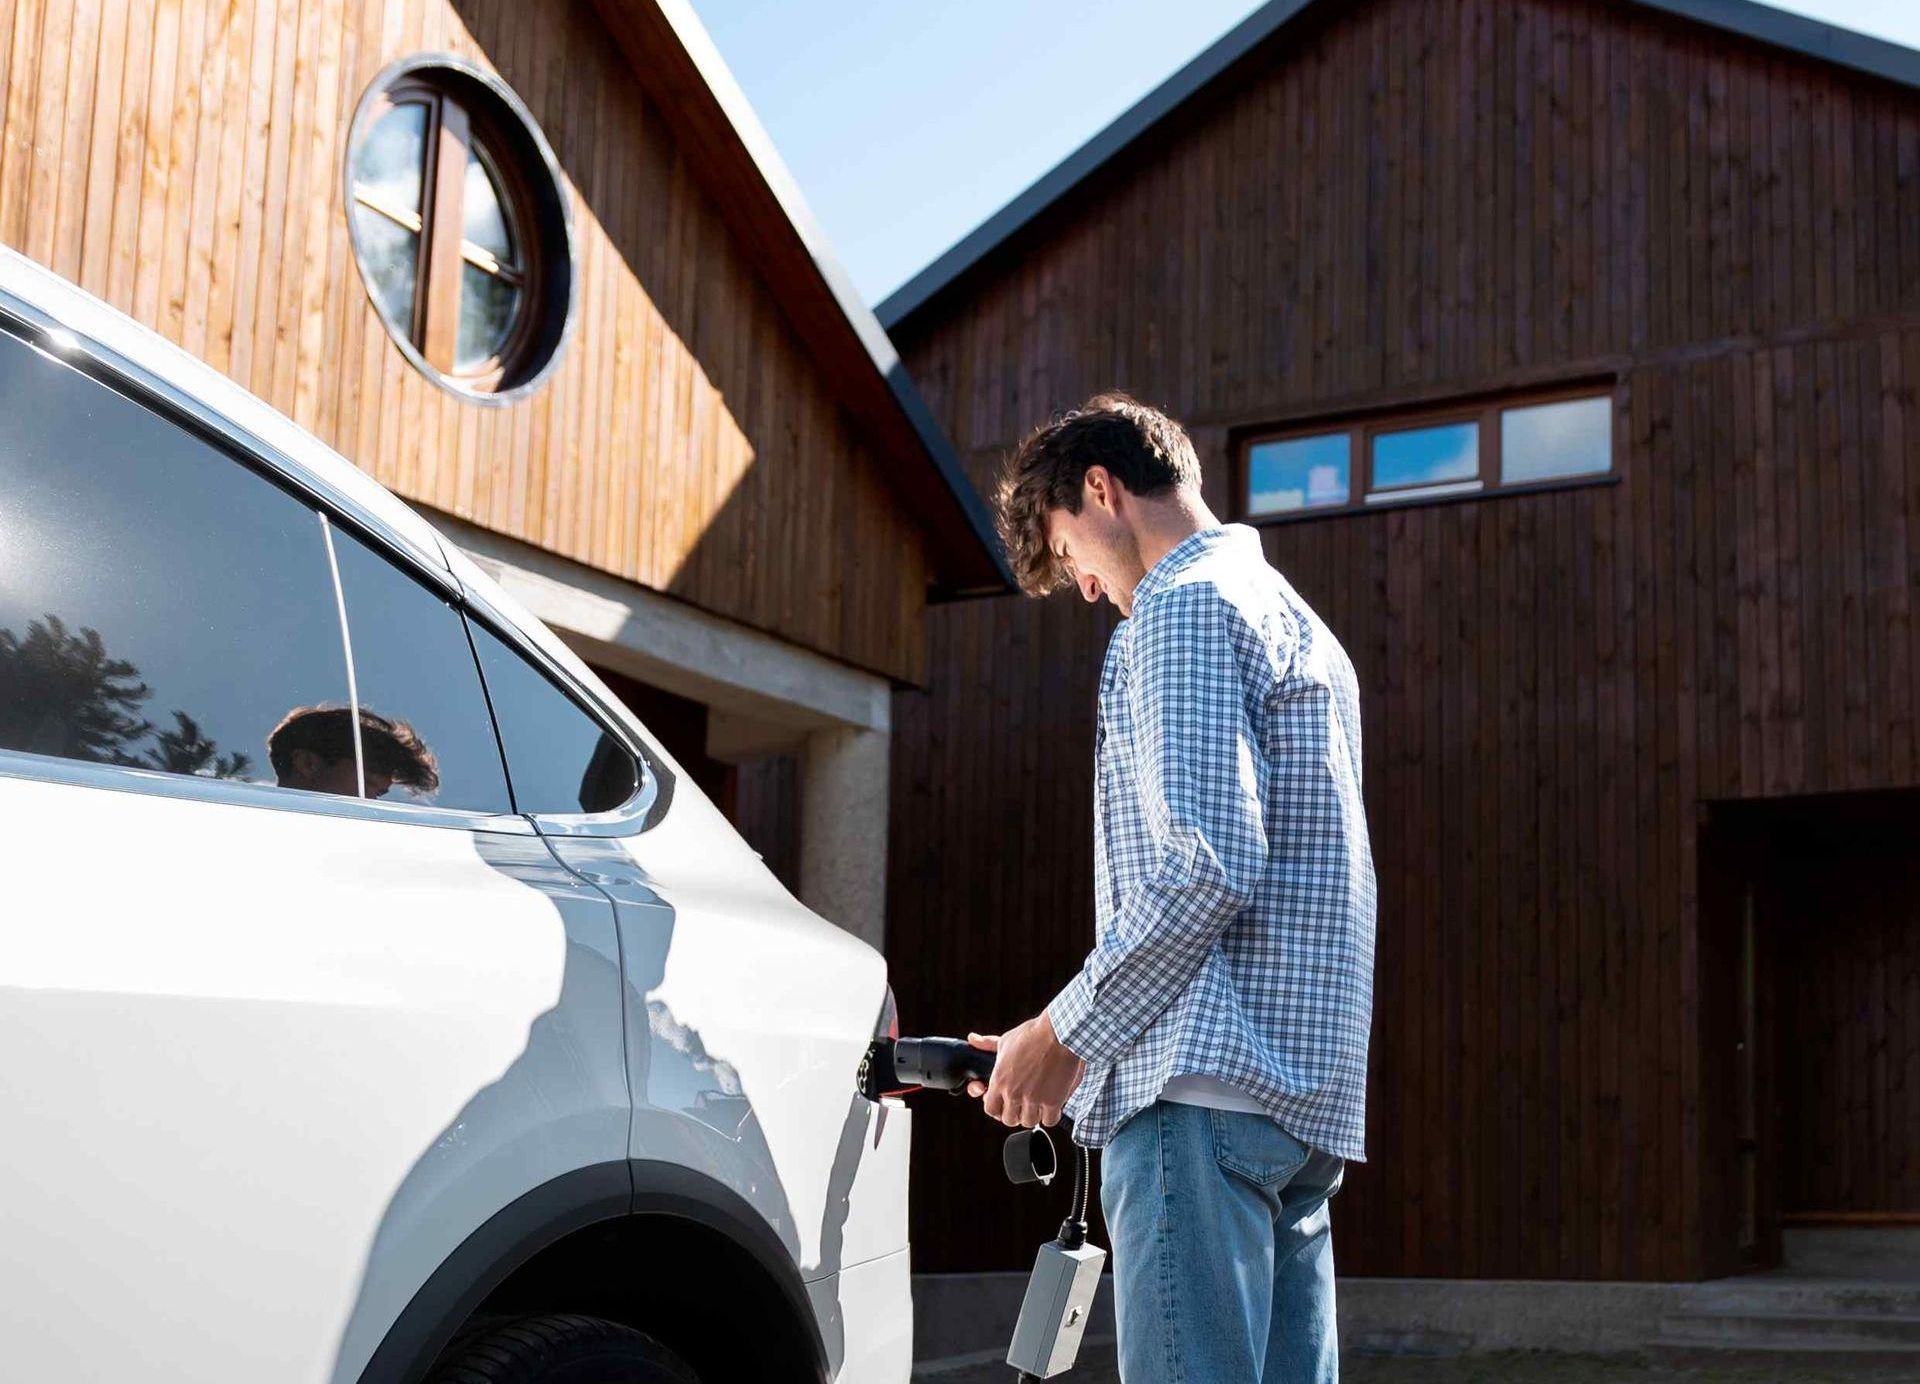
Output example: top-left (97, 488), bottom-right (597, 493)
top-left (0, 315), bottom-right (627, 1384)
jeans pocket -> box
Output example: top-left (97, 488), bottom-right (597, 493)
top-left (1208, 1108), bottom-right (1311, 1188)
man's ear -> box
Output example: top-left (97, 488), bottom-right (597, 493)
top-left (1084, 464), bottom-right (1116, 514)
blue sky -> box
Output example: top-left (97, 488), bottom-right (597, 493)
top-left (688, 0), bottom-right (1920, 308)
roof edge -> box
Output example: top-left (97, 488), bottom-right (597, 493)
top-left (876, 0), bottom-right (1920, 332)
top-left (646, 0), bottom-right (1010, 590)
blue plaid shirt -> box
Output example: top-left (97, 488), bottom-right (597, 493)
top-left (1049, 525), bottom-right (1376, 1158)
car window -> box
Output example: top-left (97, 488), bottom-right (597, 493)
top-left (467, 621), bottom-right (640, 816)
top-left (329, 527), bottom-right (512, 813)
top-left (0, 328), bottom-right (356, 794)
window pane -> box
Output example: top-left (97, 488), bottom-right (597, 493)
top-left (330, 529), bottom-right (511, 813)
top-left (1247, 433), bottom-right (1350, 515)
top-left (1371, 420), bottom-right (1480, 491)
top-left (462, 145), bottom-right (515, 264)
top-left (455, 264), bottom-right (520, 373)
top-left (1501, 395), bottom-right (1612, 484)
top-left (469, 623), bottom-right (640, 816)
top-left (0, 329), bottom-right (353, 794)
top-left (353, 101), bottom-right (427, 216)
top-left (351, 207), bottom-right (420, 334)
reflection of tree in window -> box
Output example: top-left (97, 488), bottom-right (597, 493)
top-left (0, 615), bottom-right (152, 763)
top-left (143, 711), bottom-right (252, 779)
top-left (0, 614), bottom-right (247, 779)
top-left (267, 705), bottom-right (440, 801)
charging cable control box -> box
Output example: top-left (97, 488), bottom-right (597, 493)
top-left (1005, 1241), bottom-right (1106, 1378)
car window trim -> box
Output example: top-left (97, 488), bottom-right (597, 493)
top-left (0, 746), bottom-right (537, 834)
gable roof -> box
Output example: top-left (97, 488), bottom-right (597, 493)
top-left (877, 0), bottom-right (1920, 332)
top-left (593, 0), bottom-right (1011, 598)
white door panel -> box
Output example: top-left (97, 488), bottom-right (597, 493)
top-left (0, 773), bottom-right (627, 1384)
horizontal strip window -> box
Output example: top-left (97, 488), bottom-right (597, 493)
top-left (1241, 386), bottom-right (1616, 521)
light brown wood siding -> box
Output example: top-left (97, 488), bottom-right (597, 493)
top-left (0, 0), bottom-right (931, 683)
top-left (888, 0), bottom-right (1920, 1278)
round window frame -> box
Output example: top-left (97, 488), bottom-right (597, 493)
top-left (344, 54), bottom-right (577, 406)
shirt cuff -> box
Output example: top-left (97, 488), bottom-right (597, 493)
top-left (1047, 968), bottom-right (1107, 1066)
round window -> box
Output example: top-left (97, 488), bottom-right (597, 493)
top-left (346, 58), bottom-right (573, 401)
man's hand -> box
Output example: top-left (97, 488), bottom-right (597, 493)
top-left (964, 1012), bottom-right (1084, 1129)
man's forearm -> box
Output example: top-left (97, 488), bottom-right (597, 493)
top-left (1047, 846), bottom-right (1252, 1066)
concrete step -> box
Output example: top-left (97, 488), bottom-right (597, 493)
top-left (1685, 1279), bottom-right (1920, 1317)
top-left (1650, 1340), bottom-right (1920, 1370)
top-left (1784, 1227), bottom-right (1920, 1279)
top-left (1660, 1310), bottom-right (1920, 1347)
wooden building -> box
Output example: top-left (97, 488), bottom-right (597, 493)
top-left (880, 0), bottom-right (1920, 1281)
top-left (0, 0), bottom-right (1007, 942)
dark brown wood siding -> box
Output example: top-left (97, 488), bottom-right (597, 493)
top-left (888, 0), bottom-right (1920, 1279)
top-left (0, 0), bottom-right (933, 683)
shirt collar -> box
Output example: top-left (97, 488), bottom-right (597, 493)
top-left (1129, 524), bottom-right (1261, 610)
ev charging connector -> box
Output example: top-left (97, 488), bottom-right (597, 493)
top-left (863, 1036), bottom-right (1106, 1380)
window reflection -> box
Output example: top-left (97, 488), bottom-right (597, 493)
top-left (1501, 395), bottom-right (1612, 484)
top-left (0, 326), bottom-right (513, 817)
top-left (1247, 433), bottom-right (1350, 515)
top-left (1371, 420), bottom-right (1480, 492)
top-left (468, 621), bottom-right (639, 816)
top-left (330, 526), bottom-right (512, 813)
top-left (267, 705), bottom-right (439, 800)
top-left (349, 102), bottom-right (429, 332)
top-left (0, 330), bottom-right (351, 786)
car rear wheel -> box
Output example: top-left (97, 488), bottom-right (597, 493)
top-left (427, 1314), bottom-right (703, 1384)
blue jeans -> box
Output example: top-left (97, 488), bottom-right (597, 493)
top-left (1101, 1101), bottom-right (1345, 1383)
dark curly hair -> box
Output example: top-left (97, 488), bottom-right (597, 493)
top-left (267, 704), bottom-right (440, 794)
top-left (993, 392), bottom-right (1200, 596)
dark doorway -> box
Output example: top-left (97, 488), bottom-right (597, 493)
top-left (1701, 790), bottom-right (1920, 1275)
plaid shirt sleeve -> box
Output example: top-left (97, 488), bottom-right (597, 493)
top-left (1048, 581), bottom-right (1282, 1067)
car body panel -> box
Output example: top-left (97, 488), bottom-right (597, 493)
top-left (0, 246), bottom-right (912, 1381)
top-left (0, 775), bottom-right (628, 1384)
top-left (810, 1249), bottom-right (916, 1384)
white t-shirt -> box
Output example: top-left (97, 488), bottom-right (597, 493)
top-left (1158, 1073), bottom-right (1267, 1115)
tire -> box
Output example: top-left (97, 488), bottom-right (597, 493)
top-left (427, 1314), bottom-right (703, 1384)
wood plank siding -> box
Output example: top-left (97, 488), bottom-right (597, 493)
top-left (0, 0), bottom-right (933, 684)
top-left (887, 0), bottom-right (1920, 1279)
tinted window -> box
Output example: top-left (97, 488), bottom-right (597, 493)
top-left (468, 622), bottom-right (639, 816)
top-left (330, 527), bottom-right (512, 813)
top-left (0, 329), bottom-right (353, 791)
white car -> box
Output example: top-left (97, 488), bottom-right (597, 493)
top-left (0, 247), bottom-right (913, 1384)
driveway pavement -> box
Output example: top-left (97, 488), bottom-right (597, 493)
top-left (918, 1343), bottom-right (1920, 1383)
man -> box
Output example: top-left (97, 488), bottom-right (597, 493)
top-left (268, 703), bottom-right (440, 801)
top-left (968, 394), bottom-right (1376, 1383)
